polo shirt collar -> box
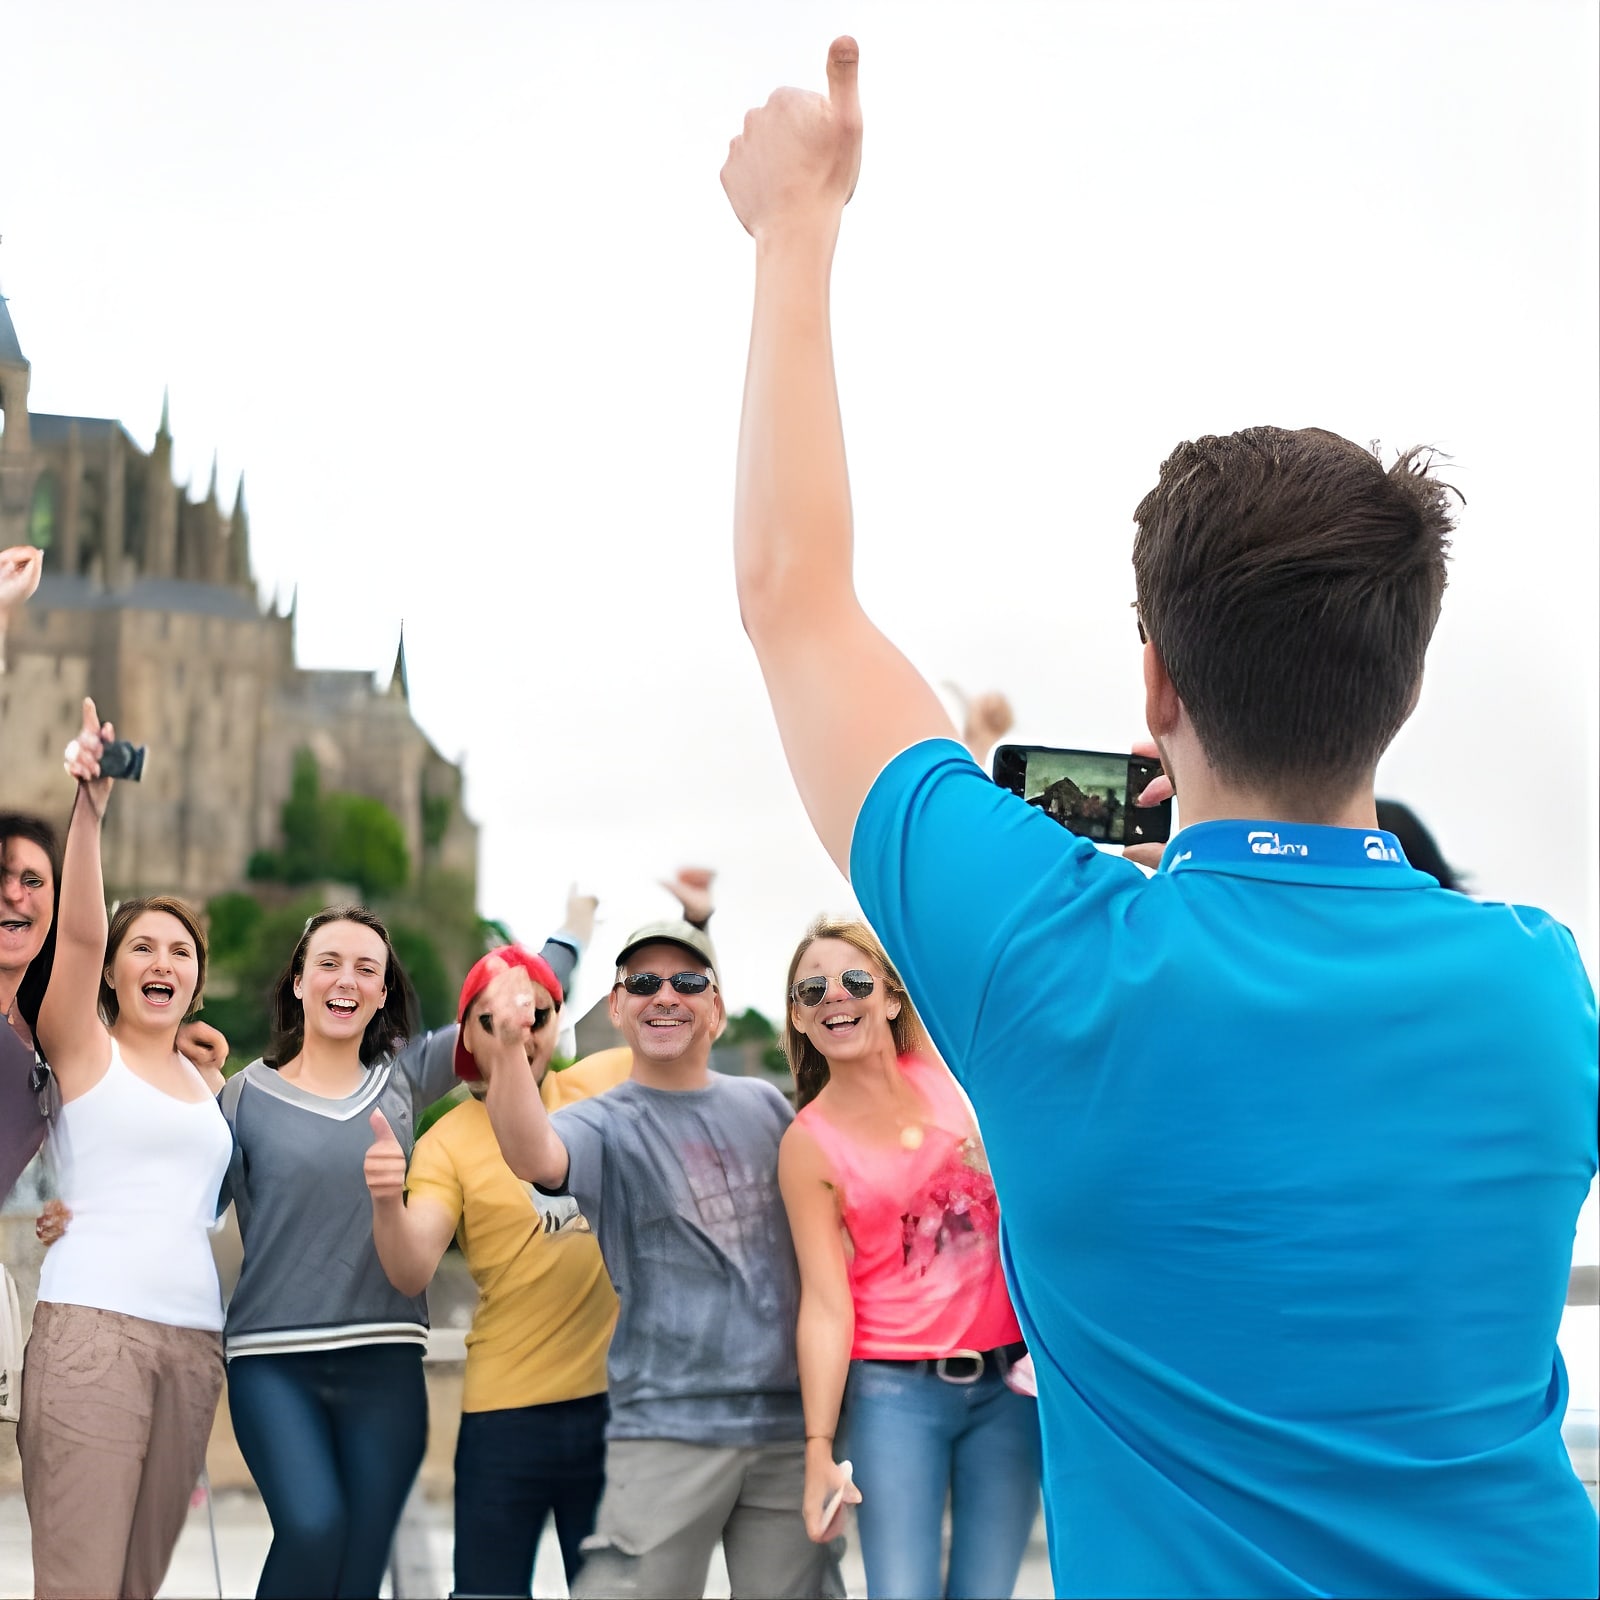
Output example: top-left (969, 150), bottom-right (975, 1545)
top-left (1158, 819), bottom-right (1442, 890)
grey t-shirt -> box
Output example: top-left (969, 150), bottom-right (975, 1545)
top-left (551, 1075), bottom-right (804, 1446)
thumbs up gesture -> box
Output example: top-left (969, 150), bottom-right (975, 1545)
top-left (364, 1109), bottom-right (406, 1207)
top-left (720, 36), bottom-right (863, 240)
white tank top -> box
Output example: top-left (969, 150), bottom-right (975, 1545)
top-left (39, 1039), bottom-right (233, 1331)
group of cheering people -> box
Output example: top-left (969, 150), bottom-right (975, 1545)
top-left (0, 647), bottom-right (1039, 1600)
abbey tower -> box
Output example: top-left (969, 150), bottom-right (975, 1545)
top-left (0, 289), bottom-right (476, 904)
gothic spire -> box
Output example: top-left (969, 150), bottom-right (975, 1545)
top-left (388, 624), bottom-right (410, 701)
top-left (0, 289), bottom-right (27, 370)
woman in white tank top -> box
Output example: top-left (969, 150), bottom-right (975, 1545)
top-left (17, 698), bottom-right (233, 1600)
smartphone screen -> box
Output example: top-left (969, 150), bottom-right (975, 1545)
top-left (991, 744), bottom-right (1172, 846)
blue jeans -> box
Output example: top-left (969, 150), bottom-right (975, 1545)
top-left (842, 1358), bottom-right (1042, 1600)
top-left (227, 1344), bottom-right (427, 1599)
top-left (452, 1392), bottom-right (608, 1597)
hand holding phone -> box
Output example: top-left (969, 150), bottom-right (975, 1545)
top-left (820, 1459), bottom-right (855, 1532)
top-left (992, 744), bottom-right (1172, 846)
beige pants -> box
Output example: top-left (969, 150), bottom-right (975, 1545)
top-left (17, 1301), bottom-right (224, 1600)
top-left (573, 1437), bottom-right (845, 1599)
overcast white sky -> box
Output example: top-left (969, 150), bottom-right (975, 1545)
top-left (2, 0), bottom-right (1596, 1026)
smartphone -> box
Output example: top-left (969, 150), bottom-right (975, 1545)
top-left (820, 1460), bottom-right (854, 1529)
top-left (992, 744), bottom-right (1172, 846)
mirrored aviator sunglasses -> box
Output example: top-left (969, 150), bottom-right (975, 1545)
top-left (791, 970), bottom-right (876, 1008)
top-left (620, 972), bottom-right (713, 998)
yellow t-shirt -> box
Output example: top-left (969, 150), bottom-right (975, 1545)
top-left (545, 1047), bottom-right (631, 1109)
top-left (405, 1064), bottom-right (624, 1413)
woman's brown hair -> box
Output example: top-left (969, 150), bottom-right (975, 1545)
top-left (99, 895), bottom-right (208, 1025)
top-left (782, 915), bottom-right (926, 1109)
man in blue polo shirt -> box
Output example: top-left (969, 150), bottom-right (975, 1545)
top-left (717, 38), bottom-right (1598, 1599)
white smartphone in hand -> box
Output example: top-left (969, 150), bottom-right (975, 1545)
top-left (821, 1459), bottom-right (854, 1528)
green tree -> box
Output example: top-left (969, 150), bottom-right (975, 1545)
top-left (279, 748), bottom-right (327, 884)
top-left (421, 792), bottom-right (453, 852)
top-left (390, 923), bottom-right (452, 1031)
top-left (206, 891), bottom-right (264, 961)
top-left (324, 793), bottom-right (410, 900)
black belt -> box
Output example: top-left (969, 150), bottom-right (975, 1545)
top-left (863, 1341), bottom-right (1027, 1385)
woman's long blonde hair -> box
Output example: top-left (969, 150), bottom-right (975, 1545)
top-left (782, 916), bottom-right (927, 1109)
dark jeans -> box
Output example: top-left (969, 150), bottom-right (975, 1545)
top-left (227, 1344), bottom-right (428, 1599)
top-left (452, 1391), bottom-right (608, 1598)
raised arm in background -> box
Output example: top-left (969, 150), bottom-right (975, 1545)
top-left (0, 546), bottom-right (43, 674)
top-left (721, 39), bottom-right (959, 875)
top-left (35, 699), bottom-right (118, 1094)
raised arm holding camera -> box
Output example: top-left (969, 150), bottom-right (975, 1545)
top-left (18, 696), bottom-right (233, 1600)
top-left (722, 39), bottom-right (1597, 1600)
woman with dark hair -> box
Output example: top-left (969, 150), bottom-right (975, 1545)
top-left (219, 904), bottom-right (575, 1599)
top-left (18, 699), bottom-right (234, 1600)
top-left (778, 915), bottom-right (1040, 1600)
top-left (0, 810), bottom-right (61, 1053)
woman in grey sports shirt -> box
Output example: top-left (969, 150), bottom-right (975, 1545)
top-left (218, 907), bottom-right (543, 1599)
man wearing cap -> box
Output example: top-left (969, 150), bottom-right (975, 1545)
top-left (479, 918), bottom-right (842, 1600)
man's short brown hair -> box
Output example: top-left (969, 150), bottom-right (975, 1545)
top-left (1132, 426), bottom-right (1457, 797)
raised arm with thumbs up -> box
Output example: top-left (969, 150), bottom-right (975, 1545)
top-left (365, 1104), bottom-right (457, 1297)
top-left (725, 38), bottom-right (961, 874)
top-left (364, 1109), bottom-right (407, 1206)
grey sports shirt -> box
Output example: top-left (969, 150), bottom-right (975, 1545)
top-left (219, 1027), bottom-right (456, 1357)
top-left (550, 1074), bottom-right (805, 1446)
top-left (219, 937), bottom-right (578, 1360)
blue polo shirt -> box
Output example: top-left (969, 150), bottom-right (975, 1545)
top-left (851, 739), bottom-right (1598, 1599)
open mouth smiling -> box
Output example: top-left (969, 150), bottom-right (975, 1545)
top-left (821, 1014), bottom-right (860, 1032)
top-left (326, 997), bottom-right (359, 1017)
top-left (141, 982), bottom-right (175, 1006)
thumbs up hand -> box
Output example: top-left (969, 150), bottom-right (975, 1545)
top-left (720, 36), bottom-right (863, 240)
top-left (364, 1108), bottom-right (407, 1206)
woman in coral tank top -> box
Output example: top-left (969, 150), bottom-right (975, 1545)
top-left (778, 916), bottom-right (1041, 1599)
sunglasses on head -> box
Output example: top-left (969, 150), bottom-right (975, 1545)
top-left (791, 970), bottom-right (876, 1008)
top-left (620, 971), bottom-right (713, 998)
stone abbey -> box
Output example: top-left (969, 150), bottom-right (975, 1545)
top-left (0, 289), bottom-right (476, 904)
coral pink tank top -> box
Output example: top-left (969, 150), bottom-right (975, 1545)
top-left (795, 1055), bottom-right (1022, 1359)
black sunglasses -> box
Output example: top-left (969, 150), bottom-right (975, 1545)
top-left (791, 970), bottom-right (876, 1008)
top-left (620, 972), bottom-right (713, 998)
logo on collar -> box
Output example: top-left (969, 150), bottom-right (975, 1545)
top-left (1247, 830), bottom-right (1308, 858)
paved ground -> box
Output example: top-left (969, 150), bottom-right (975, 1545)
top-left (0, 1485), bottom-right (1055, 1599)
